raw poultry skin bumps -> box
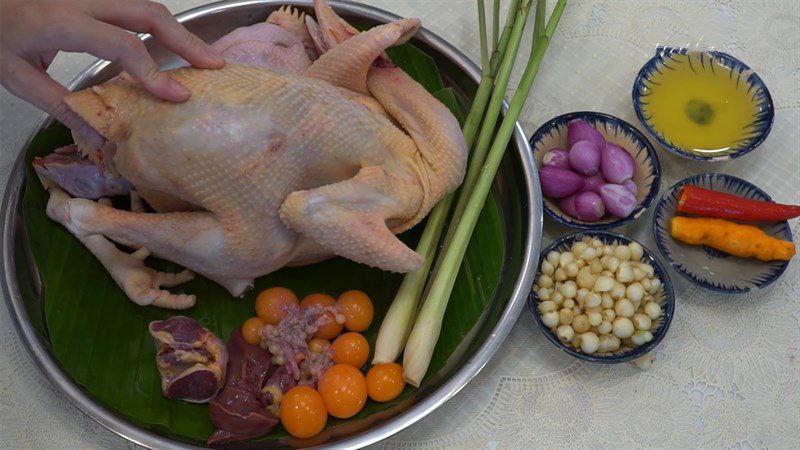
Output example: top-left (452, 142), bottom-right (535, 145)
top-left (40, 10), bottom-right (467, 306)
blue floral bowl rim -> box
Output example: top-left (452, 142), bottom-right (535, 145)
top-left (631, 46), bottom-right (775, 162)
top-left (530, 111), bottom-right (662, 231)
top-left (528, 230), bottom-right (675, 363)
top-left (651, 172), bottom-right (793, 294)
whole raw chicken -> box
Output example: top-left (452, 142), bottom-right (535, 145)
top-left (37, 0), bottom-right (467, 309)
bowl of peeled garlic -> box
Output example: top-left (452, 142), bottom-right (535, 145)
top-left (528, 231), bottom-right (674, 363)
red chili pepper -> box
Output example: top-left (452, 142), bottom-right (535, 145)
top-left (676, 185), bottom-right (800, 222)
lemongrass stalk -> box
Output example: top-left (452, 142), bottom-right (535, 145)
top-left (461, 79), bottom-right (494, 150)
top-left (436, 0), bottom-right (534, 269)
top-left (373, 0), bottom-right (498, 364)
top-left (372, 199), bottom-right (448, 363)
top-left (402, 0), bottom-right (535, 384)
top-left (477, 0), bottom-right (490, 73)
top-left (375, 0), bottom-right (530, 366)
top-left (462, 0), bottom-right (520, 144)
top-left (490, 0), bottom-right (521, 75)
top-left (492, 0), bottom-right (500, 52)
top-left (544, 0), bottom-right (566, 36)
top-left (532, 0), bottom-right (546, 45)
top-left (403, 0), bottom-right (566, 387)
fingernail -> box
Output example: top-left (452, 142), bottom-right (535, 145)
top-left (168, 79), bottom-right (191, 98)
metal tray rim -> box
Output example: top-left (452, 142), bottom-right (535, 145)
top-left (0, 1), bottom-right (543, 448)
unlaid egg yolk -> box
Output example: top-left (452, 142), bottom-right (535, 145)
top-left (317, 364), bottom-right (367, 419)
top-left (241, 317), bottom-right (264, 345)
top-left (255, 286), bottom-right (298, 325)
top-left (330, 332), bottom-right (369, 368)
top-left (280, 386), bottom-right (327, 438)
top-left (366, 363), bottom-right (405, 402)
top-left (336, 290), bottom-right (374, 332)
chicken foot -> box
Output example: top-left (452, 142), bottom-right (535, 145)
top-left (45, 188), bottom-right (196, 309)
top-left (267, 5), bottom-right (319, 60)
top-left (60, 196), bottom-right (254, 296)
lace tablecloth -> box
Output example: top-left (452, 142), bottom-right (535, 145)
top-left (1, 0), bottom-right (798, 448)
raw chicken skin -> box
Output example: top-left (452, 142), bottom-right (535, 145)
top-left (210, 23), bottom-right (311, 73)
top-left (43, 4), bottom-right (467, 306)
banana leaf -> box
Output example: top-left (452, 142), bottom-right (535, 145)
top-left (22, 41), bottom-right (504, 444)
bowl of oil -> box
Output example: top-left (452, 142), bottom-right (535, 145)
top-left (632, 47), bottom-right (774, 162)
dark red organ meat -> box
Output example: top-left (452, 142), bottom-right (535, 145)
top-left (148, 316), bottom-right (227, 403)
top-left (207, 304), bottom-right (339, 445)
top-left (208, 329), bottom-right (295, 446)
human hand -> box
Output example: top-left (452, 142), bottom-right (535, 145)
top-left (0, 0), bottom-right (224, 147)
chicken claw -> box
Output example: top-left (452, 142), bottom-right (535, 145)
top-left (155, 268), bottom-right (195, 288)
top-left (45, 188), bottom-right (196, 309)
top-left (110, 249), bottom-right (196, 310)
top-left (267, 5), bottom-right (318, 60)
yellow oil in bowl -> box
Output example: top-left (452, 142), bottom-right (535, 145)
top-left (634, 49), bottom-right (773, 161)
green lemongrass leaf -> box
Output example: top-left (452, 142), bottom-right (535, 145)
top-left (545, 0), bottom-right (567, 37)
top-left (403, 0), bottom-right (537, 386)
top-left (464, 0), bottom-right (521, 148)
top-left (24, 38), bottom-right (503, 443)
top-left (461, 74), bottom-right (496, 150)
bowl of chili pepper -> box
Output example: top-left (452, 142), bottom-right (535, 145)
top-left (652, 173), bottom-right (798, 293)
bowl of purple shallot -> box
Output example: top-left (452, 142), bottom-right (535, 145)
top-left (530, 111), bottom-right (661, 230)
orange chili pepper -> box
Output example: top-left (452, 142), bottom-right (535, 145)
top-left (670, 216), bottom-right (795, 262)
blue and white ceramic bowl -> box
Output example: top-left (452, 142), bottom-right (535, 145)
top-left (632, 47), bottom-right (774, 162)
top-left (652, 173), bottom-right (793, 293)
top-left (531, 111), bottom-right (661, 230)
top-left (529, 231), bottom-right (675, 363)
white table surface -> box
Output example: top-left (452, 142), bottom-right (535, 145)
top-left (1, 0), bottom-right (799, 448)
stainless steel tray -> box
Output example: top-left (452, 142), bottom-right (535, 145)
top-left (1, 1), bottom-right (543, 448)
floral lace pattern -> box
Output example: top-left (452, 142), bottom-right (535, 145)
top-left (1, 1), bottom-right (798, 448)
